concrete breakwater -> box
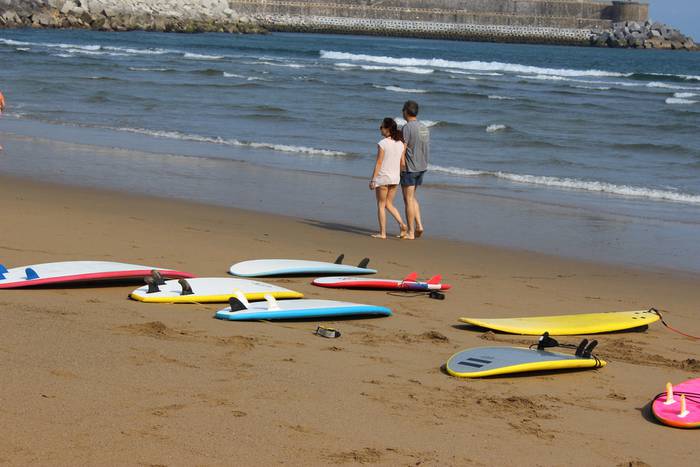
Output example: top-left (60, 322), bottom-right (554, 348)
top-left (0, 0), bottom-right (696, 49)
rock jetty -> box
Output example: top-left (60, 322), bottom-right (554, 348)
top-left (591, 21), bottom-right (697, 50)
top-left (0, 0), bottom-right (264, 33)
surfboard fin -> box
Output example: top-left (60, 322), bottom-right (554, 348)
top-left (25, 267), bottom-right (39, 280)
top-left (264, 294), bottom-right (281, 311)
top-left (233, 291), bottom-right (250, 309)
top-left (427, 275), bottom-right (442, 285)
top-left (402, 272), bottom-right (419, 282)
top-left (178, 279), bottom-right (193, 296)
top-left (228, 297), bottom-right (248, 312)
top-left (575, 339), bottom-right (589, 357)
top-left (582, 340), bottom-right (598, 358)
top-left (151, 270), bottom-right (166, 286)
top-left (334, 254), bottom-right (345, 264)
top-left (0, 264), bottom-right (7, 274)
top-left (537, 332), bottom-right (559, 350)
top-left (357, 258), bottom-right (370, 269)
top-left (144, 276), bottom-right (160, 294)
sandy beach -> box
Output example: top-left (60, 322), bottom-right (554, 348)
top-left (0, 173), bottom-right (698, 465)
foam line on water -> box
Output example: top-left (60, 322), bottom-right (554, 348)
top-left (486, 124), bottom-right (508, 133)
top-left (334, 62), bottom-right (433, 75)
top-left (321, 50), bottom-right (625, 77)
top-left (429, 165), bottom-right (700, 204)
top-left (0, 38), bottom-right (171, 55)
top-left (109, 127), bottom-right (349, 157)
top-left (183, 52), bottom-right (224, 60)
top-left (666, 97), bottom-right (698, 105)
top-left (374, 85), bottom-right (427, 93)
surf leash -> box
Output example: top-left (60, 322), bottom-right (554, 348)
top-left (386, 290), bottom-right (446, 300)
top-left (650, 308), bottom-right (700, 340)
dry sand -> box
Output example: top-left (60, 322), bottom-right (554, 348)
top-left (0, 174), bottom-right (698, 466)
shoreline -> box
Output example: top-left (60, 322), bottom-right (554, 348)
top-left (2, 125), bottom-right (700, 276)
top-left (1, 169), bottom-right (699, 465)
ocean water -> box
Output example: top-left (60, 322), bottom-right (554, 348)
top-left (1, 29), bottom-right (699, 272)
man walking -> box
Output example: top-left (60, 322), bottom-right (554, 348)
top-left (400, 100), bottom-right (429, 239)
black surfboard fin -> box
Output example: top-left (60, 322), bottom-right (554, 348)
top-left (334, 254), bottom-right (345, 264)
top-left (25, 267), bottom-right (39, 280)
top-left (357, 257), bottom-right (370, 269)
top-left (151, 270), bottom-right (166, 285)
top-left (582, 340), bottom-right (598, 358)
top-left (144, 276), bottom-right (160, 294)
top-left (537, 332), bottom-right (559, 351)
top-left (575, 339), bottom-right (590, 357)
top-left (228, 297), bottom-right (248, 312)
top-left (179, 279), bottom-right (193, 296)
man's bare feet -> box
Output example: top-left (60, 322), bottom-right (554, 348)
top-left (415, 228), bottom-right (424, 238)
top-left (371, 233), bottom-right (386, 239)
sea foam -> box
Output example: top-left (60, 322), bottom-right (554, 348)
top-left (375, 85), bottom-right (427, 93)
top-left (321, 50), bottom-right (624, 77)
top-left (110, 127), bottom-right (348, 157)
top-left (429, 165), bottom-right (700, 204)
top-left (666, 97), bottom-right (698, 105)
top-left (486, 124), bottom-right (508, 133)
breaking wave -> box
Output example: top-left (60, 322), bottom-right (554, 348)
top-left (486, 124), bottom-right (508, 133)
top-left (374, 85), bottom-right (427, 93)
top-left (108, 127), bottom-right (349, 157)
top-left (429, 165), bottom-right (700, 204)
top-left (321, 50), bottom-right (625, 77)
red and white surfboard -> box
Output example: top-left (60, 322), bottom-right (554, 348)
top-left (0, 261), bottom-right (194, 288)
top-left (312, 273), bottom-right (451, 291)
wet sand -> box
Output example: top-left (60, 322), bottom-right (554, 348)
top-left (0, 174), bottom-right (698, 466)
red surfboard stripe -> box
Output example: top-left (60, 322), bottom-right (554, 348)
top-left (0, 269), bottom-right (194, 289)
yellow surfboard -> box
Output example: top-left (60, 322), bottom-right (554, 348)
top-left (459, 309), bottom-right (659, 335)
top-left (130, 277), bottom-right (303, 303)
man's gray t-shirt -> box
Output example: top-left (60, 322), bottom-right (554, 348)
top-left (402, 120), bottom-right (430, 172)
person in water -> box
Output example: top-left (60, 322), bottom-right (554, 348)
top-left (369, 117), bottom-right (408, 239)
top-left (0, 90), bottom-right (5, 151)
top-left (400, 100), bottom-right (429, 239)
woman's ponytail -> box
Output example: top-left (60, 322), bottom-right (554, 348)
top-left (381, 117), bottom-right (403, 142)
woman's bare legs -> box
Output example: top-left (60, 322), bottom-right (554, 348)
top-left (385, 185), bottom-right (407, 237)
top-left (372, 186), bottom-right (388, 238)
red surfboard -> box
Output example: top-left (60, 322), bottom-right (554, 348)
top-left (312, 273), bottom-right (451, 291)
top-left (0, 261), bottom-right (194, 288)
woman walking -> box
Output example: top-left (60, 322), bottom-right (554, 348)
top-left (369, 118), bottom-right (408, 239)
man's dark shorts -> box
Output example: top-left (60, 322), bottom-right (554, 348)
top-left (400, 170), bottom-right (426, 187)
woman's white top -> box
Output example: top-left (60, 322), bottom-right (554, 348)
top-left (374, 137), bottom-right (404, 186)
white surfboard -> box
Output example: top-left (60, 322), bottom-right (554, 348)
top-left (130, 277), bottom-right (303, 303)
top-left (0, 261), bottom-right (193, 289)
top-left (229, 254), bottom-right (376, 277)
top-left (215, 293), bottom-right (391, 321)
